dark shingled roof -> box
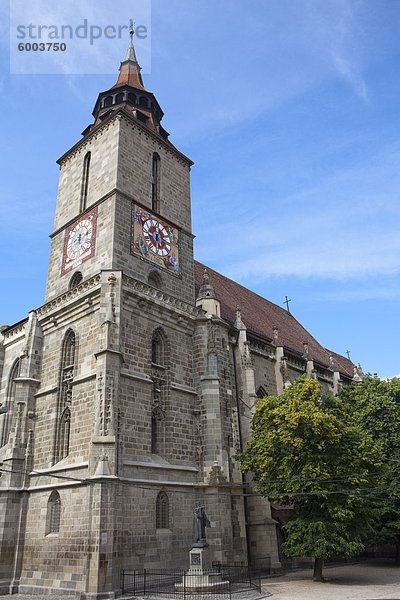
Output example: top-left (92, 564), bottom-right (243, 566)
top-left (194, 261), bottom-right (354, 379)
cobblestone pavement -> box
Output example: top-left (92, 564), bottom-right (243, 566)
top-left (262, 561), bottom-right (400, 600)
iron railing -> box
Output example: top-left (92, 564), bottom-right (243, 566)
top-left (120, 566), bottom-right (262, 599)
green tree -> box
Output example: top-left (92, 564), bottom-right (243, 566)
top-left (339, 376), bottom-right (400, 563)
top-left (237, 377), bottom-right (383, 580)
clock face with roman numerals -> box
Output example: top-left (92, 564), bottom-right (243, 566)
top-left (131, 204), bottom-right (180, 277)
top-left (142, 219), bottom-right (171, 256)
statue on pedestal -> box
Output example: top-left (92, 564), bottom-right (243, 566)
top-left (192, 501), bottom-right (211, 546)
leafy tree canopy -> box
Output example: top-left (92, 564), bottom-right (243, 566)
top-left (237, 377), bottom-right (383, 578)
top-left (339, 376), bottom-right (400, 557)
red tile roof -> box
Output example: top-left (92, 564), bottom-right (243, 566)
top-left (194, 261), bottom-right (354, 379)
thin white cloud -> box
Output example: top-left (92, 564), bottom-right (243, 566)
top-left (307, 0), bottom-right (369, 101)
top-left (195, 141), bottom-right (400, 285)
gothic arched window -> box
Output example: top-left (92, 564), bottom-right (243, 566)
top-left (69, 271), bottom-right (83, 289)
top-left (54, 330), bottom-right (76, 463)
top-left (152, 153), bottom-right (160, 213)
top-left (151, 328), bottom-right (165, 366)
top-left (256, 386), bottom-right (268, 399)
top-left (0, 358), bottom-right (20, 447)
top-left (148, 270), bottom-right (163, 290)
top-left (156, 491), bottom-right (169, 529)
top-left (80, 151), bottom-right (91, 213)
top-left (46, 490), bottom-right (61, 535)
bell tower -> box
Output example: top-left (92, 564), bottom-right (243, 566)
top-left (45, 30), bottom-right (194, 304)
top-left (0, 33), bottom-right (205, 599)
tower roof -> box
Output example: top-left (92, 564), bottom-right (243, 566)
top-left (112, 30), bottom-right (145, 91)
top-left (89, 30), bottom-right (170, 141)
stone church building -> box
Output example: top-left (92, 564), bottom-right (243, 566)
top-left (0, 37), bottom-right (357, 598)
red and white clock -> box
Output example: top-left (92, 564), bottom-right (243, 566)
top-left (142, 219), bottom-right (171, 257)
top-left (132, 205), bottom-right (180, 276)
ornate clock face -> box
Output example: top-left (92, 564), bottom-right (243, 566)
top-left (66, 219), bottom-right (93, 260)
top-left (61, 207), bottom-right (97, 276)
top-left (142, 219), bottom-right (171, 256)
top-left (131, 204), bottom-right (180, 277)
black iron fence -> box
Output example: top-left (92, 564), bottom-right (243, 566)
top-left (120, 566), bottom-right (262, 599)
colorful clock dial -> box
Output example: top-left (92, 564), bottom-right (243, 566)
top-left (131, 204), bottom-right (180, 276)
top-left (67, 219), bottom-right (93, 260)
top-left (61, 207), bottom-right (97, 276)
top-left (142, 219), bottom-right (171, 256)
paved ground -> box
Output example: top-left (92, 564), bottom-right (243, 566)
top-left (262, 561), bottom-right (400, 600)
top-left (1, 562), bottom-right (400, 599)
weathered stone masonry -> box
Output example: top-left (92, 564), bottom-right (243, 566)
top-left (0, 38), bottom-right (358, 598)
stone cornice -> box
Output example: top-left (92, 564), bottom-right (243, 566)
top-left (57, 108), bottom-right (193, 168)
top-left (123, 460), bottom-right (198, 472)
top-left (122, 275), bottom-right (197, 318)
top-left (37, 274), bottom-right (101, 318)
top-left (170, 382), bottom-right (197, 396)
top-left (49, 188), bottom-right (194, 240)
top-left (1, 320), bottom-right (27, 342)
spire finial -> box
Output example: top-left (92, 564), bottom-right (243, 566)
top-left (196, 268), bottom-right (217, 302)
top-left (123, 19), bottom-right (140, 65)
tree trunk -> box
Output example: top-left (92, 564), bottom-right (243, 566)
top-left (313, 557), bottom-right (324, 581)
top-left (396, 544), bottom-right (400, 566)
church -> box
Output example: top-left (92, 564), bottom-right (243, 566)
top-left (0, 35), bottom-right (358, 598)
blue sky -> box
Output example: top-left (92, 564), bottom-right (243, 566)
top-left (1, 0), bottom-right (400, 378)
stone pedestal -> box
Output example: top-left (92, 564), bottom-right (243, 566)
top-left (188, 547), bottom-right (211, 571)
top-left (176, 546), bottom-right (229, 592)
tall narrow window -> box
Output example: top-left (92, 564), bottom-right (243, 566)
top-left (151, 407), bottom-right (165, 455)
top-left (150, 328), bottom-right (167, 456)
top-left (80, 151), bottom-right (91, 213)
top-left (59, 407), bottom-right (71, 461)
top-left (55, 330), bottom-right (76, 463)
top-left (152, 338), bottom-right (160, 365)
top-left (151, 328), bottom-right (164, 365)
top-left (46, 490), bottom-right (61, 535)
top-left (151, 412), bottom-right (158, 454)
top-left (0, 359), bottom-right (20, 447)
top-left (156, 491), bottom-right (169, 529)
top-left (152, 153), bottom-right (160, 212)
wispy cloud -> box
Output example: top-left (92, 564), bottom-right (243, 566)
top-left (306, 0), bottom-right (369, 101)
top-left (195, 141), bottom-right (400, 286)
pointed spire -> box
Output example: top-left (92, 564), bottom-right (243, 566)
top-left (235, 306), bottom-right (246, 330)
top-left (195, 268), bottom-right (221, 317)
top-left (196, 268), bottom-right (218, 302)
top-left (124, 26), bottom-right (139, 63)
top-left (112, 24), bottom-right (145, 91)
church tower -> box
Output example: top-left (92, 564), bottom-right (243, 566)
top-left (1, 25), bottom-right (359, 597)
top-left (45, 30), bottom-right (194, 304)
top-left (0, 32), bottom-right (252, 599)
